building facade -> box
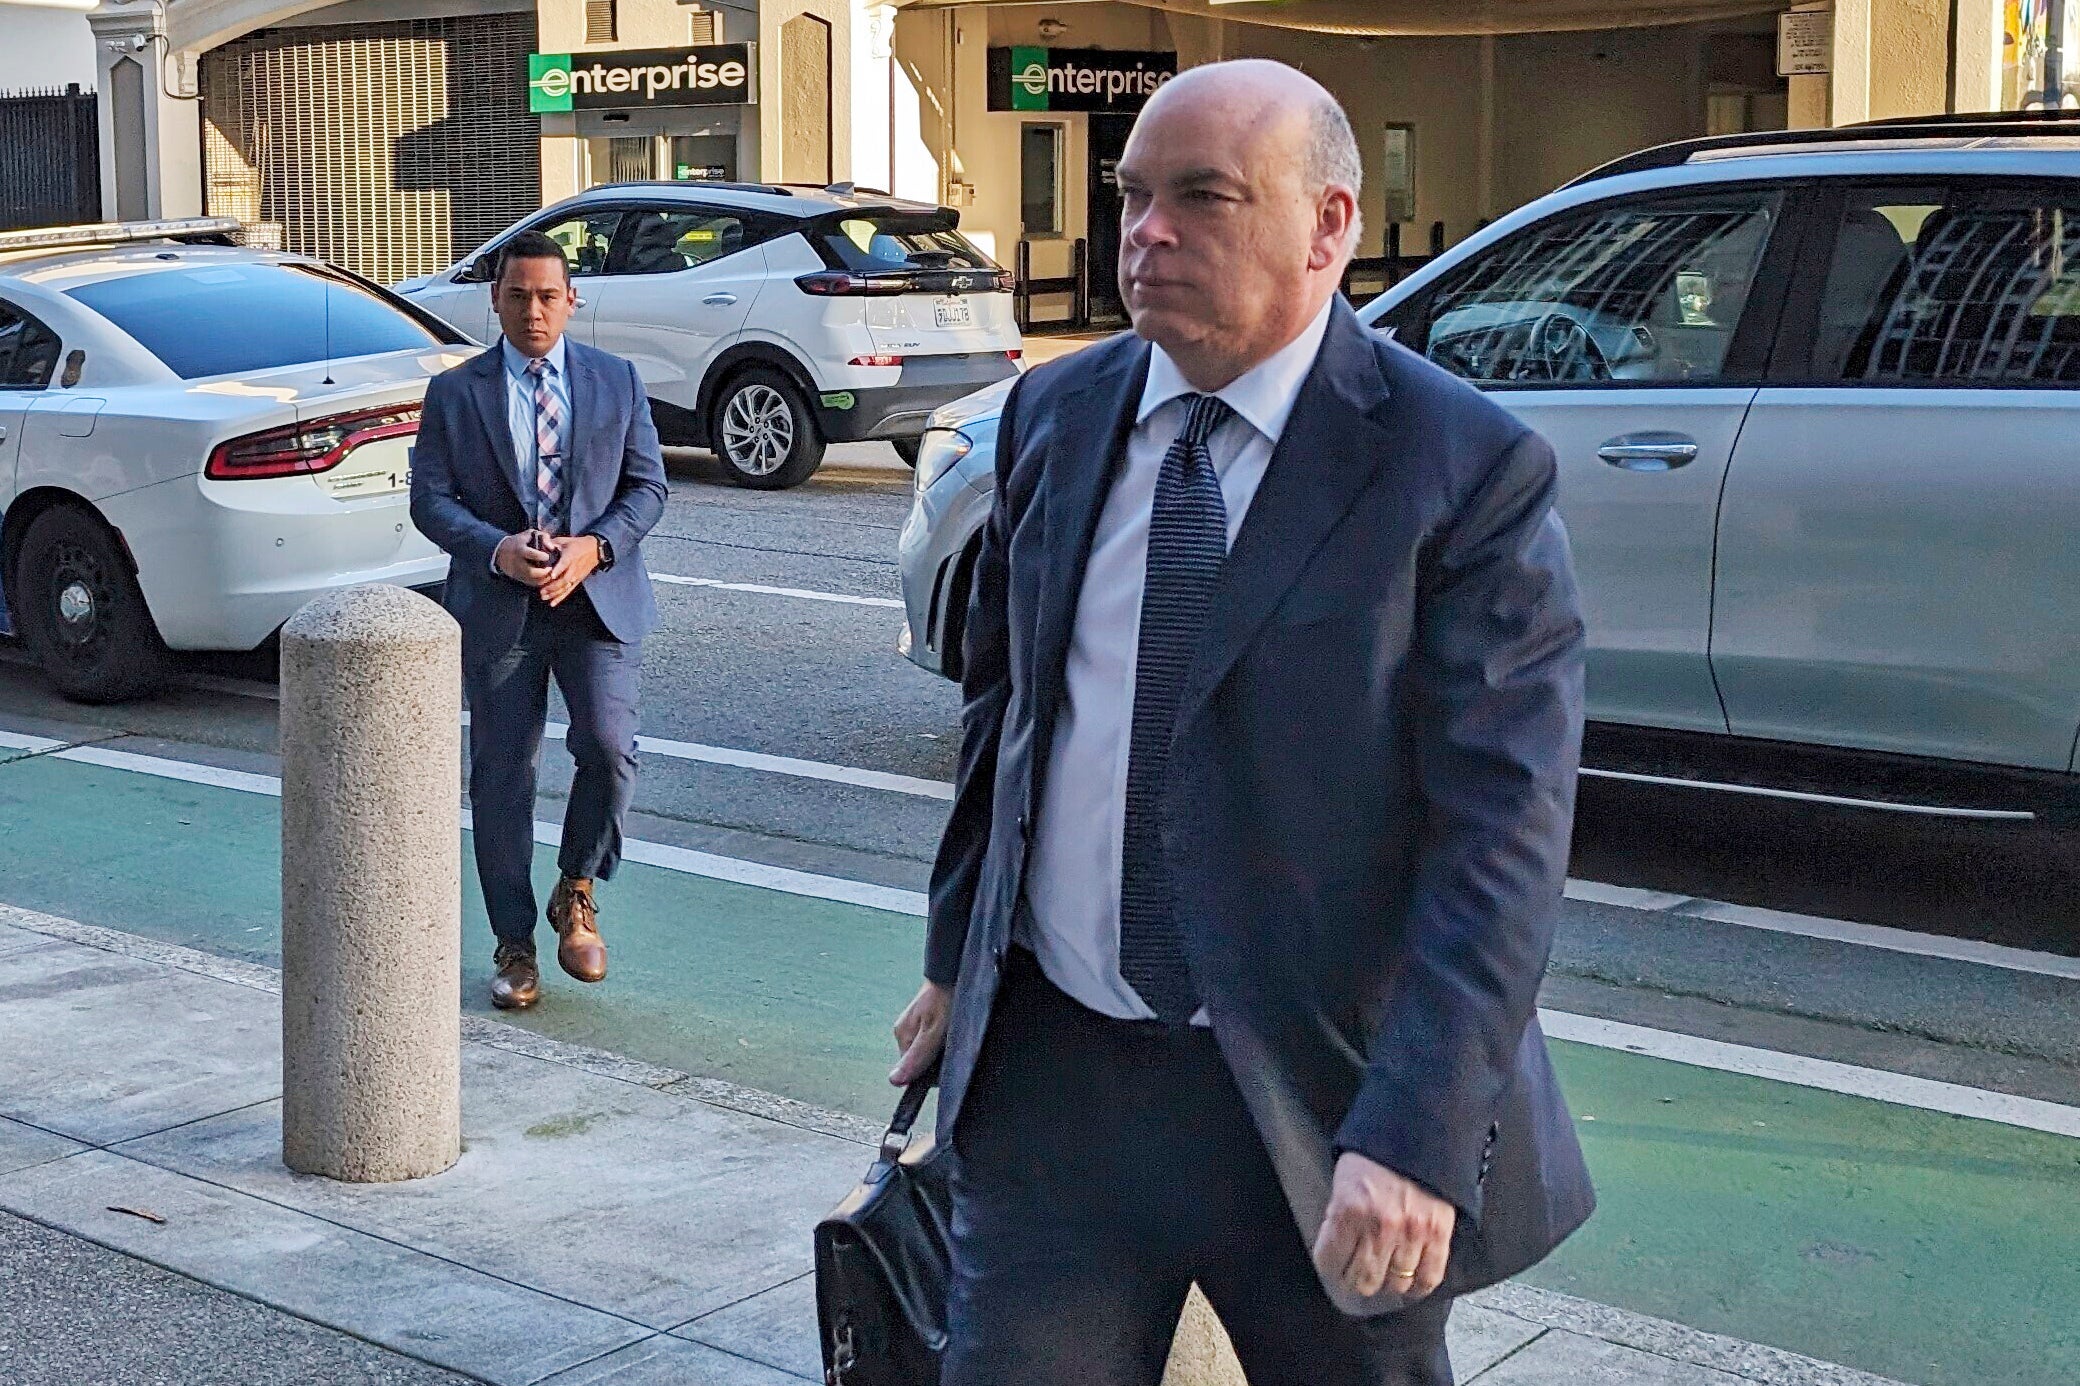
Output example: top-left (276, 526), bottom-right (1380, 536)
top-left (56, 0), bottom-right (2046, 286)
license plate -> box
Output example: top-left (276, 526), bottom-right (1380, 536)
top-left (321, 437), bottom-right (413, 500)
top-left (933, 296), bottom-right (974, 329)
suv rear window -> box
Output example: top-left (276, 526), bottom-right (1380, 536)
top-left (68, 262), bottom-right (446, 380)
top-left (813, 213), bottom-right (997, 274)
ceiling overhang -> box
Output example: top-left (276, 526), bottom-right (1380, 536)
top-left (898, 0), bottom-right (1786, 38)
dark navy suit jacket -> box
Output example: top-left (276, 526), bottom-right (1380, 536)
top-left (925, 299), bottom-right (1595, 1312)
top-left (409, 341), bottom-right (667, 661)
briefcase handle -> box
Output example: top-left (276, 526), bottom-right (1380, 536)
top-left (878, 1058), bottom-right (940, 1166)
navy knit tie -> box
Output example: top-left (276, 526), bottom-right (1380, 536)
top-left (1119, 392), bottom-right (1233, 1022)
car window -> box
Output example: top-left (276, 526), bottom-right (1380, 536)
top-left (612, 208), bottom-right (762, 274)
top-left (1815, 184), bottom-right (2080, 384)
top-left (0, 299), bottom-right (61, 389)
top-left (531, 209), bottom-right (625, 278)
top-left (813, 212), bottom-right (996, 274)
top-left (1414, 190), bottom-right (1780, 386)
top-left (67, 262), bottom-right (444, 380)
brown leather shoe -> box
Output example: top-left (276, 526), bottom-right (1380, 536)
top-left (490, 943), bottom-right (540, 1010)
top-left (548, 877), bottom-right (607, 983)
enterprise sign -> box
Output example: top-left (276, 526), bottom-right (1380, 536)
top-left (529, 44), bottom-right (755, 112)
top-left (987, 47), bottom-right (1175, 113)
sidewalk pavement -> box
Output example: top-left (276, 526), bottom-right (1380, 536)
top-left (0, 903), bottom-right (1913, 1386)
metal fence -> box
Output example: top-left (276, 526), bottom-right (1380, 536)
top-left (0, 85), bottom-right (101, 232)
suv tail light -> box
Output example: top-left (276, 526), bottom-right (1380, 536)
top-left (796, 272), bottom-right (911, 297)
top-left (796, 269), bottom-right (1017, 296)
top-left (206, 403), bottom-right (421, 481)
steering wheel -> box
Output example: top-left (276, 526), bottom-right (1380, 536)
top-left (1515, 313), bottom-right (1609, 383)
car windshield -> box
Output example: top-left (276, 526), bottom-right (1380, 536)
top-left (67, 261), bottom-right (445, 380)
top-left (814, 213), bottom-right (996, 274)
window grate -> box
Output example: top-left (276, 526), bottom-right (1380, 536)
top-left (586, 0), bottom-right (616, 45)
top-left (199, 14), bottom-right (541, 286)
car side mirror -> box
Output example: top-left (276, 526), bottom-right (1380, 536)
top-left (464, 256), bottom-right (496, 284)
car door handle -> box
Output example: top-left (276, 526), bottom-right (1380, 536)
top-left (1597, 434), bottom-right (1699, 471)
top-left (702, 293), bottom-right (738, 306)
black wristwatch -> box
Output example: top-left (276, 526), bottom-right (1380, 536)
top-left (589, 534), bottom-right (615, 571)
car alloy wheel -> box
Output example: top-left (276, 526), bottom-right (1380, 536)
top-left (720, 382), bottom-right (796, 478)
top-left (709, 367), bottom-right (825, 489)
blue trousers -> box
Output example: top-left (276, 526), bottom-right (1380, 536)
top-left (464, 592), bottom-right (640, 947)
top-left (944, 950), bottom-right (1455, 1386)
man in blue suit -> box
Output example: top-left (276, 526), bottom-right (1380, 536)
top-left (889, 63), bottom-right (1593, 1384)
top-left (411, 230), bottom-right (668, 1011)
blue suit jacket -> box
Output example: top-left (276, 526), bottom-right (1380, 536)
top-left (926, 299), bottom-right (1595, 1312)
top-left (410, 341), bottom-right (667, 659)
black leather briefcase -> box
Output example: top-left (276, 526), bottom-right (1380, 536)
top-left (813, 1075), bottom-right (951, 1385)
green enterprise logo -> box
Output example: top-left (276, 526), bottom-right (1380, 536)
top-left (1010, 46), bottom-right (1049, 111)
top-left (530, 53), bottom-right (575, 113)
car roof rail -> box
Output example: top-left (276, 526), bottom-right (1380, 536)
top-left (0, 216), bottom-right (246, 255)
top-left (1565, 112), bottom-right (2080, 189)
top-left (589, 179), bottom-right (797, 197)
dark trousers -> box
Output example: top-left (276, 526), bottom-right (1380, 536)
top-left (945, 950), bottom-right (1454, 1386)
top-left (464, 593), bottom-right (641, 948)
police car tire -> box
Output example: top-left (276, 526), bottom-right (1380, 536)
top-left (712, 368), bottom-right (824, 491)
top-left (17, 505), bottom-right (171, 705)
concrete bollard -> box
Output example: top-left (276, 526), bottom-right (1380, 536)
top-left (280, 583), bottom-right (462, 1182)
top-left (1163, 1285), bottom-right (1246, 1386)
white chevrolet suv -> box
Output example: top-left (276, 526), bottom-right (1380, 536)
top-left (397, 182), bottom-right (1024, 489)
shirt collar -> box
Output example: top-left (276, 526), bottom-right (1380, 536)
top-left (1136, 297), bottom-right (1335, 443)
top-left (502, 334), bottom-right (568, 382)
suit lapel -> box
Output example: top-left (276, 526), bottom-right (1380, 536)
top-left (468, 346), bottom-right (531, 516)
top-left (1029, 341), bottom-right (1151, 736)
top-left (1178, 300), bottom-right (1397, 720)
top-left (565, 343), bottom-right (592, 505)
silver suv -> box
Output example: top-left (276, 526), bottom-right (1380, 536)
top-left (898, 115), bottom-right (2080, 828)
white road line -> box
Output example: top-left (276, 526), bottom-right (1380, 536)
top-left (1563, 879), bottom-right (1693, 912)
top-left (1539, 1009), bottom-right (2080, 1139)
top-left (534, 822), bottom-right (928, 916)
top-left (10, 724), bottom-right (2080, 1133)
top-left (650, 573), bottom-right (905, 609)
top-left (1673, 898), bottom-right (2080, 982)
top-left (539, 722), bottom-right (954, 801)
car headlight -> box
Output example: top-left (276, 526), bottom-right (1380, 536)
top-left (914, 428), bottom-right (974, 493)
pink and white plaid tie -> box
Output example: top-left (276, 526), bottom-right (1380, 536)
top-left (526, 356), bottom-right (565, 534)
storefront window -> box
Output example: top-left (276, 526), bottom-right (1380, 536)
top-left (608, 137), bottom-right (655, 184)
top-left (1021, 124), bottom-right (1063, 238)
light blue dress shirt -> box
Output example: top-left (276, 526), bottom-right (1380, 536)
top-left (501, 335), bottom-right (572, 528)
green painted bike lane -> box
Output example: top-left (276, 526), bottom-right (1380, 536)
top-left (3, 750), bottom-right (2076, 1386)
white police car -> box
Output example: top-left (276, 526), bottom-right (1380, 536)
top-left (0, 219), bottom-right (468, 702)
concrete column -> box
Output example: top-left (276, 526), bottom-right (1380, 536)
top-left (86, 0), bottom-right (203, 221)
top-left (281, 584), bottom-right (462, 1184)
top-left (1952, 0), bottom-right (2005, 112)
top-left (1162, 1286), bottom-right (1245, 1386)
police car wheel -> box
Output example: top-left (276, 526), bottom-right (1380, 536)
top-left (712, 368), bottom-right (824, 490)
top-left (17, 506), bottom-right (171, 704)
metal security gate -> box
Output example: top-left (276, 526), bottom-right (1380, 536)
top-left (201, 13), bottom-right (540, 285)
top-left (0, 86), bottom-right (101, 232)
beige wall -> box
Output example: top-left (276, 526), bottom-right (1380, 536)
top-left (536, 0), bottom-right (851, 200)
top-left (893, 1), bottom-right (1739, 272)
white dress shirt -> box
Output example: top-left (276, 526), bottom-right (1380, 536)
top-left (1021, 299), bottom-right (1336, 1022)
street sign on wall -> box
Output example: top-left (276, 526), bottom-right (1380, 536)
top-left (1777, 10), bottom-right (1832, 77)
top-left (987, 47), bottom-right (1175, 113)
top-left (528, 44), bottom-right (755, 113)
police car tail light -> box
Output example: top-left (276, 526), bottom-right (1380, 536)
top-left (206, 404), bottom-right (421, 481)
